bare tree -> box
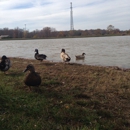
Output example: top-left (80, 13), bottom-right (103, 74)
top-left (107, 25), bottom-right (115, 31)
top-left (42, 27), bottom-right (51, 37)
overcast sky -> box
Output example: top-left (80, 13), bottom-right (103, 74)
top-left (0, 0), bottom-right (130, 31)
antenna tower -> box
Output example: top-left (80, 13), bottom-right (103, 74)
top-left (70, 2), bottom-right (74, 30)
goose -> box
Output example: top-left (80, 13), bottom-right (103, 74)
top-left (23, 64), bottom-right (41, 91)
top-left (60, 49), bottom-right (71, 62)
top-left (34, 49), bottom-right (47, 62)
top-left (0, 55), bottom-right (11, 74)
top-left (75, 53), bottom-right (86, 59)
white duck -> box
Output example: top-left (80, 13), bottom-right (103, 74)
top-left (60, 49), bottom-right (71, 62)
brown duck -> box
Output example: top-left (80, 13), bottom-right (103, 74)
top-left (75, 53), bottom-right (86, 60)
top-left (23, 64), bottom-right (41, 90)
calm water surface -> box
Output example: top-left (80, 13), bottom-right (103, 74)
top-left (0, 36), bottom-right (130, 68)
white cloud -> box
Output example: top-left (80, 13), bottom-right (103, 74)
top-left (0, 0), bottom-right (130, 31)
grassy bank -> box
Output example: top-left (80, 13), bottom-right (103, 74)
top-left (0, 58), bottom-right (130, 130)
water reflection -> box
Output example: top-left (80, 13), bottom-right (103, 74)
top-left (75, 58), bottom-right (85, 64)
top-left (0, 36), bottom-right (130, 68)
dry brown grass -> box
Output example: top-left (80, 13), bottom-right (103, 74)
top-left (3, 57), bottom-right (130, 129)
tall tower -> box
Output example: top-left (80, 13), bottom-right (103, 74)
top-left (70, 2), bottom-right (74, 30)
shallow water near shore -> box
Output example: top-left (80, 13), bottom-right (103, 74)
top-left (0, 36), bottom-right (130, 68)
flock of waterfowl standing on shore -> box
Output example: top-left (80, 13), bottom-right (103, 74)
top-left (0, 49), bottom-right (86, 91)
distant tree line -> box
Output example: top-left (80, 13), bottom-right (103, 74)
top-left (0, 25), bottom-right (130, 39)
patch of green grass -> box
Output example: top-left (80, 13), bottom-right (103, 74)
top-left (43, 79), bottom-right (62, 87)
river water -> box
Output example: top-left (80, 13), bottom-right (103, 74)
top-left (0, 36), bottom-right (130, 68)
